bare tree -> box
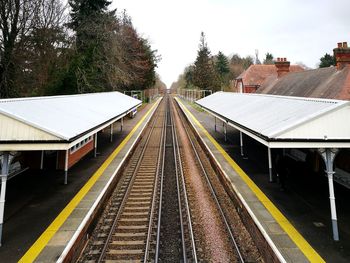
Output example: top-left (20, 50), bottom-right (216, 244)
top-left (20, 0), bottom-right (69, 96)
top-left (0, 0), bottom-right (38, 97)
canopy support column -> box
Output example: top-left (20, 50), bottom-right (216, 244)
top-left (64, 150), bottom-right (68, 185)
top-left (94, 133), bottom-right (98, 158)
top-left (268, 147), bottom-right (273, 182)
top-left (120, 117), bottom-right (124, 132)
top-left (240, 132), bottom-right (244, 157)
top-left (319, 148), bottom-right (339, 241)
top-left (110, 123), bottom-right (113, 142)
top-left (214, 117), bottom-right (216, 132)
top-left (40, 150), bottom-right (44, 170)
top-left (0, 152), bottom-right (10, 246)
top-left (224, 122), bottom-right (227, 142)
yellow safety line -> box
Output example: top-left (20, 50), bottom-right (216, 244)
top-left (19, 100), bottom-right (159, 263)
top-left (176, 98), bottom-right (325, 263)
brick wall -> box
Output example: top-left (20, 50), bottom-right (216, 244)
top-left (57, 139), bottom-right (94, 170)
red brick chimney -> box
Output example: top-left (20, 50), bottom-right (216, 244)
top-left (333, 42), bottom-right (350, 70)
top-left (275, 57), bottom-right (290, 78)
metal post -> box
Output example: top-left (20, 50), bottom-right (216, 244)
top-left (224, 122), bottom-right (227, 142)
top-left (0, 152), bottom-right (9, 246)
top-left (214, 117), bottom-right (217, 132)
top-left (121, 117), bottom-right (124, 132)
top-left (319, 148), bottom-right (339, 241)
top-left (110, 123), bottom-right (113, 142)
top-left (94, 133), bottom-right (98, 158)
top-left (40, 150), bottom-right (44, 170)
top-left (64, 150), bottom-right (68, 185)
top-left (240, 132), bottom-right (244, 157)
top-left (268, 147), bottom-right (273, 182)
top-left (56, 151), bottom-right (59, 170)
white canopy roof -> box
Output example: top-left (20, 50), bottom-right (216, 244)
top-left (0, 92), bottom-right (141, 143)
top-left (196, 92), bottom-right (350, 148)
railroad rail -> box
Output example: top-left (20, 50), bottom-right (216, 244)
top-left (79, 95), bottom-right (199, 262)
top-left (173, 97), bottom-right (245, 262)
top-left (97, 100), bottom-right (164, 262)
top-left (154, 95), bottom-right (198, 262)
top-left (78, 97), bottom-right (165, 262)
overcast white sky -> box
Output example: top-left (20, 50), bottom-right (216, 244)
top-left (110, 0), bottom-right (349, 88)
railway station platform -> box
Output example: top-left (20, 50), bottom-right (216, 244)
top-left (175, 97), bottom-right (350, 263)
top-left (0, 98), bottom-right (161, 262)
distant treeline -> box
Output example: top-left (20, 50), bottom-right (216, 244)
top-left (170, 32), bottom-right (256, 92)
top-left (172, 32), bottom-right (335, 92)
top-left (0, 0), bottom-right (164, 98)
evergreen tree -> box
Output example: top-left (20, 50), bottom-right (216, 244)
top-left (215, 51), bottom-right (230, 91)
top-left (263, 52), bottom-right (274, 65)
top-left (184, 65), bottom-right (195, 88)
top-left (319, 53), bottom-right (335, 68)
top-left (192, 32), bottom-right (217, 90)
top-left (69, 0), bottom-right (111, 30)
top-left (69, 0), bottom-right (113, 51)
top-left (119, 13), bottom-right (158, 90)
top-left (67, 0), bottom-right (115, 93)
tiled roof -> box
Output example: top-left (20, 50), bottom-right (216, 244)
top-left (236, 64), bottom-right (304, 86)
top-left (256, 65), bottom-right (350, 100)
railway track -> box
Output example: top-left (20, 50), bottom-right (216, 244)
top-left (78, 94), bottom-right (253, 262)
top-left (154, 95), bottom-right (197, 262)
top-left (78, 97), bottom-right (165, 262)
top-left (79, 95), bottom-right (199, 262)
top-left (172, 97), bottom-right (245, 262)
top-left (96, 99), bottom-right (164, 262)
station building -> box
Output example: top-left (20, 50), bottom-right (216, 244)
top-left (196, 91), bottom-right (350, 242)
top-left (234, 59), bottom-right (304, 93)
top-left (0, 91), bottom-right (141, 243)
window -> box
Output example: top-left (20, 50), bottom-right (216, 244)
top-left (70, 136), bottom-right (93, 154)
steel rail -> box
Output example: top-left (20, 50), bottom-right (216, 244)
top-left (154, 97), bottom-right (168, 263)
top-left (97, 103), bottom-right (163, 263)
top-left (171, 98), bottom-right (198, 263)
top-left (174, 98), bottom-right (245, 263)
top-left (144, 98), bottom-right (166, 262)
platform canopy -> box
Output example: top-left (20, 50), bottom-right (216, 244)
top-left (0, 91), bottom-right (141, 151)
top-left (195, 92), bottom-right (350, 148)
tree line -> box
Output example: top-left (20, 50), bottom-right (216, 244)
top-left (170, 32), bottom-right (257, 92)
top-left (0, 0), bottom-right (161, 98)
top-left (171, 32), bottom-right (335, 92)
